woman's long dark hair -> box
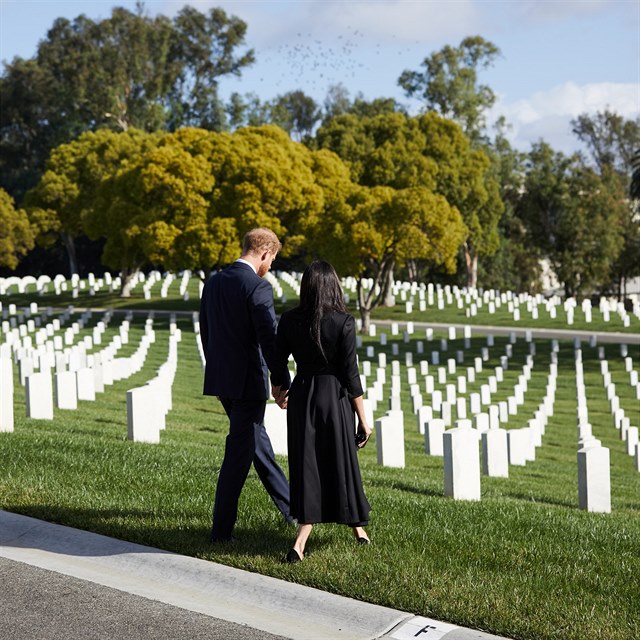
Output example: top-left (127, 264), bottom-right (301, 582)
top-left (299, 260), bottom-right (347, 361)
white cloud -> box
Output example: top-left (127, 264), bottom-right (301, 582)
top-left (510, 0), bottom-right (614, 24)
top-left (490, 81), bottom-right (640, 153)
top-left (162, 0), bottom-right (478, 48)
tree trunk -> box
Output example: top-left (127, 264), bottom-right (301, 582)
top-left (383, 266), bottom-right (395, 307)
top-left (61, 231), bottom-right (78, 277)
top-left (120, 267), bottom-right (139, 298)
top-left (407, 259), bottom-right (418, 282)
top-left (359, 307), bottom-right (371, 335)
top-left (463, 242), bottom-right (478, 289)
top-left (356, 257), bottom-right (395, 333)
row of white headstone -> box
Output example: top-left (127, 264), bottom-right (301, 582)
top-left (4, 269), bottom-right (640, 326)
top-left (337, 277), bottom-right (640, 328)
top-left (600, 355), bottom-right (640, 470)
top-left (0, 309), bottom-right (157, 427)
top-left (126, 326), bottom-right (182, 444)
top-left (0, 273), bottom-right (120, 299)
top-left (0, 269), bottom-right (201, 302)
top-left (575, 350), bottom-right (611, 513)
top-left (370, 339), bottom-right (558, 500)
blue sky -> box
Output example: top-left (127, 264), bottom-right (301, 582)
top-left (1, 0), bottom-right (638, 154)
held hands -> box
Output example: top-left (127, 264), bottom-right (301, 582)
top-left (271, 384), bottom-right (289, 409)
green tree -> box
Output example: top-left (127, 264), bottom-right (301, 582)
top-left (571, 111), bottom-right (640, 297)
top-left (269, 91), bottom-right (321, 141)
top-left (399, 35), bottom-right (500, 141)
top-left (316, 111), bottom-right (502, 288)
top-left (0, 189), bottom-right (35, 270)
top-left (168, 5), bottom-right (254, 131)
top-left (478, 119), bottom-right (541, 292)
top-left (518, 143), bottom-right (625, 298)
top-left (571, 110), bottom-right (640, 175)
top-left (0, 4), bottom-right (253, 202)
top-left (0, 58), bottom-right (73, 202)
top-left (24, 129), bottom-right (158, 277)
top-left (89, 128), bottom-right (226, 292)
top-left (320, 85), bottom-right (404, 127)
top-left (300, 179), bottom-right (466, 332)
top-left (206, 125), bottom-right (324, 243)
top-left (605, 168), bottom-right (640, 298)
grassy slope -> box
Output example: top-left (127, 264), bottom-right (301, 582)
top-left (1, 282), bottom-right (639, 639)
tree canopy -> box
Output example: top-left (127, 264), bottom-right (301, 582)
top-left (315, 110), bottom-right (502, 288)
top-left (0, 188), bottom-right (35, 270)
top-left (518, 143), bottom-right (626, 298)
top-left (399, 35), bottom-right (500, 140)
top-left (0, 4), bottom-right (254, 201)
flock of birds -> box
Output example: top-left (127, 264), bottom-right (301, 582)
top-left (247, 27), bottom-right (423, 99)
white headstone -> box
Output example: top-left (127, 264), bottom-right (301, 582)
top-left (577, 446), bottom-right (611, 513)
top-left (443, 427), bottom-right (481, 501)
top-left (507, 429), bottom-right (529, 466)
top-left (55, 370), bottom-right (78, 410)
top-left (76, 367), bottom-right (96, 401)
top-left (126, 385), bottom-right (160, 444)
top-left (416, 405), bottom-right (433, 435)
top-left (375, 410), bottom-right (405, 468)
top-left (25, 372), bottom-right (54, 420)
top-left (627, 427), bottom-right (639, 456)
top-left (474, 412), bottom-right (489, 433)
top-left (0, 357), bottom-right (14, 432)
top-left (264, 402), bottom-right (288, 456)
top-left (425, 418), bottom-right (445, 456)
top-left (482, 429), bottom-right (509, 477)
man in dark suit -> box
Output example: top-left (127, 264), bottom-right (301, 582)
top-left (200, 228), bottom-right (292, 542)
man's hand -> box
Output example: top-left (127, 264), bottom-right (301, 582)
top-left (271, 384), bottom-right (289, 409)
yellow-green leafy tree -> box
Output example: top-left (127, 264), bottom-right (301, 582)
top-left (315, 111), bottom-right (503, 289)
top-left (206, 125), bottom-right (324, 252)
top-left (416, 112), bottom-right (503, 288)
top-left (91, 125), bottom-right (327, 290)
top-left (299, 148), bottom-right (467, 331)
top-left (0, 188), bottom-right (35, 270)
top-left (25, 128), bottom-right (158, 278)
top-left (91, 128), bottom-right (228, 292)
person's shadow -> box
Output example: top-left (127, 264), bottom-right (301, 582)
top-left (0, 506), bottom-right (297, 561)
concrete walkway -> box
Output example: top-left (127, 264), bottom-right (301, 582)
top-left (0, 511), bottom-right (509, 640)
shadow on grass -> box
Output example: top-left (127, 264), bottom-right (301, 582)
top-left (367, 477), bottom-right (443, 499)
top-left (497, 491), bottom-right (575, 509)
top-left (1, 504), bottom-right (296, 561)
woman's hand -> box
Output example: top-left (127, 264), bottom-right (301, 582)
top-left (356, 420), bottom-right (372, 449)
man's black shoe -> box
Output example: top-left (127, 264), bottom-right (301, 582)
top-left (209, 535), bottom-right (238, 544)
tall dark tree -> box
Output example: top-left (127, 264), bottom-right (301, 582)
top-left (168, 6), bottom-right (254, 131)
top-left (631, 148), bottom-right (640, 200)
top-left (399, 35), bottom-right (500, 142)
top-left (0, 3), bottom-right (254, 204)
top-left (571, 110), bottom-right (640, 175)
top-left (269, 91), bottom-right (321, 141)
top-left (518, 143), bottom-right (626, 298)
top-left (571, 111), bottom-right (640, 297)
top-left (478, 119), bottom-right (541, 292)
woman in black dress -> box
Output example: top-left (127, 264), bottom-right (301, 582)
top-left (273, 260), bottom-right (372, 563)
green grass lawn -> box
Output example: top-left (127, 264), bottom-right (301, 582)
top-left (1, 304), bottom-right (639, 639)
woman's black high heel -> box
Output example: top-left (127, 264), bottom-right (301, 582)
top-left (357, 537), bottom-right (370, 545)
top-left (285, 548), bottom-right (302, 563)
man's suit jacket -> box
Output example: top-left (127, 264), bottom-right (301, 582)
top-left (199, 261), bottom-right (290, 400)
